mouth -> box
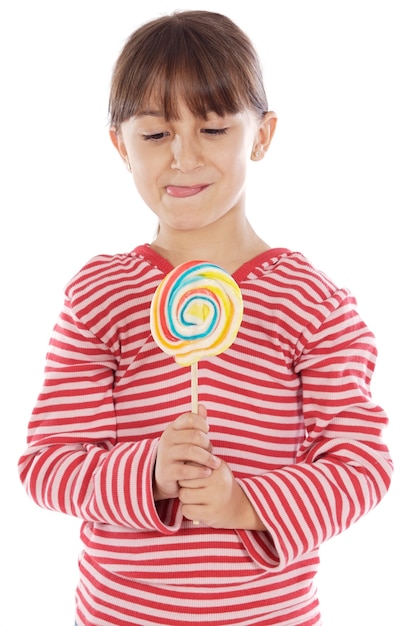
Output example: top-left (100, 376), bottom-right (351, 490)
top-left (165, 184), bottom-right (210, 198)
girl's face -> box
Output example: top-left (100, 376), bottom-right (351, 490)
top-left (110, 102), bottom-right (275, 233)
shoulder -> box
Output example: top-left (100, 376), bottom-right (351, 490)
top-left (64, 248), bottom-right (162, 317)
top-left (246, 248), bottom-right (350, 306)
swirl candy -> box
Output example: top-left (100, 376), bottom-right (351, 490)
top-left (150, 260), bottom-right (243, 367)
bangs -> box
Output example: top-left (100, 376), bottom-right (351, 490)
top-left (112, 47), bottom-right (249, 127)
top-left (139, 61), bottom-right (246, 122)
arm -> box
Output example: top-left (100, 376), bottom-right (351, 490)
top-left (18, 298), bottom-right (177, 533)
top-left (179, 293), bottom-right (393, 568)
top-left (237, 293), bottom-right (393, 568)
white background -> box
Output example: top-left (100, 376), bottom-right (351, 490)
top-left (1, 0), bottom-right (414, 624)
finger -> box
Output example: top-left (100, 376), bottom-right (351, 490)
top-left (161, 422), bottom-right (213, 454)
top-left (178, 485), bottom-right (214, 509)
top-left (181, 503), bottom-right (206, 525)
top-left (178, 477), bottom-right (208, 488)
top-left (173, 427), bottom-right (212, 451)
top-left (172, 410), bottom-right (209, 434)
top-left (173, 463), bottom-right (213, 482)
top-left (175, 445), bottom-right (220, 471)
top-left (178, 486), bottom-right (200, 505)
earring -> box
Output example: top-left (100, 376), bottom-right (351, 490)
top-left (126, 157), bottom-right (132, 172)
top-left (253, 149), bottom-right (260, 159)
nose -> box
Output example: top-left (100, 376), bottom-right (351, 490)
top-left (171, 135), bottom-right (203, 172)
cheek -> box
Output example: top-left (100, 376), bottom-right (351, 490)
top-left (224, 134), bottom-right (253, 163)
top-left (223, 147), bottom-right (249, 181)
top-left (129, 148), bottom-right (159, 180)
top-left (129, 163), bottom-right (158, 201)
top-left (132, 145), bottom-right (173, 176)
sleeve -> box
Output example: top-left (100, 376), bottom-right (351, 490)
top-left (17, 296), bottom-right (181, 535)
top-left (235, 291), bottom-right (393, 570)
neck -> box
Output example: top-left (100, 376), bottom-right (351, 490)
top-left (151, 217), bottom-right (270, 274)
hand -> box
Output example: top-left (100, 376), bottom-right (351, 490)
top-left (178, 459), bottom-right (267, 530)
top-left (153, 405), bottom-right (221, 501)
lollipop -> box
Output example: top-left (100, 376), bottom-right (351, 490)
top-left (150, 260), bottom-right (243, 412)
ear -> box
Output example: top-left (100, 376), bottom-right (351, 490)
top-left (251, 111), bottom-right (278, 160)
top-left (109, 127), bottom-right (130, 169)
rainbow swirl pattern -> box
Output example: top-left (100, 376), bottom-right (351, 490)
top-left (150, 261), bottom-right (243, 366)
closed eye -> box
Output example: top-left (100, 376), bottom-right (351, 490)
top-left (202, 128), bottom-right (228, 136)
top-left (143, 132), bottom-right (169, 142)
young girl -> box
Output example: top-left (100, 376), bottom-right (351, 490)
top-left (18, 10), bottom-right (393, 626)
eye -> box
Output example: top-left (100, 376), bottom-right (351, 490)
top-left (143, 132), bottom-right (169, 142)
top-left (201, 128), bottom-right (228, 136)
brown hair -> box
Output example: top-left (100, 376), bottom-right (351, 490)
top-left (109, 10), bottom-right (268, 129)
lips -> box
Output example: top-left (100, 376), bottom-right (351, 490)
top-left (165, 184), bottom-right (209, 198)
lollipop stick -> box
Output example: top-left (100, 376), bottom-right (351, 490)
top-left (191, 362), bottom-right (198, 413)
top-left (191, 361), bottom-right (200, 525)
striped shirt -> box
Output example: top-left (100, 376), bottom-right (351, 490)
top-left (18, 245), bottom-right (393, 626)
